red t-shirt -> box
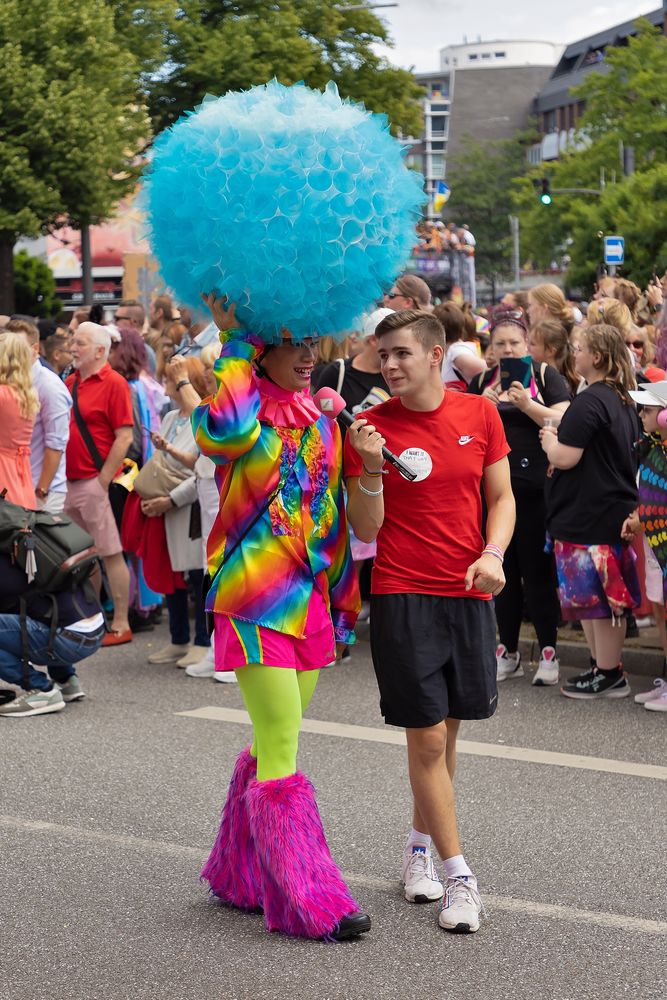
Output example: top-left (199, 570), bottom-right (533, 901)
top-left (65, 364), bottom-right (133, 480)
top-left (343, 392), bottom-right (510, 599)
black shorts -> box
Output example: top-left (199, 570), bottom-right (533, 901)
top-left (369, 593), bottom-right (498, 728)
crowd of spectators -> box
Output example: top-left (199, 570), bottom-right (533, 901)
top-left (1, 265), bottom-right (666, 716)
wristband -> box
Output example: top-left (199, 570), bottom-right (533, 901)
top-left (482, 543), bottom-right (504, 563)
top-left (176, 379), bottom-right (191, 391)
top-left (358, 482), bottom-right (384, 497)
top-left (362, 465), bottom-right (387, 477)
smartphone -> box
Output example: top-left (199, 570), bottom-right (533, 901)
top-left (500, 356), bottom-right (532, 392)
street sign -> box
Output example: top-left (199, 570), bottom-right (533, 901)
top-left (604, 236), bottom-right (624, 265)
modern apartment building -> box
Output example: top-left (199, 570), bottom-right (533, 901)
top-left (408, 40), bottom-right (560, 209)
top-left (530, 5), bottom-right (666, 163)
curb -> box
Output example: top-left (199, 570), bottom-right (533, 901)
top-left (518, 638), bottom-right (666, 679)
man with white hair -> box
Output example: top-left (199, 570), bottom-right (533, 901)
top-left (65, 322), bottom-right (134, 646)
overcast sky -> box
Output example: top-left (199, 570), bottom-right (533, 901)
top-left (373, 0), bottom-right (660, 71)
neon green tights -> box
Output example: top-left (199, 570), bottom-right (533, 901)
top-left (235, 665), bottom-right (320, 781)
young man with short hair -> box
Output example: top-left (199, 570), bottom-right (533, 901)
top-left (344, 308), bottom-right (515, 934)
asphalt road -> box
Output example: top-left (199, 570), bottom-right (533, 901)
top-left (1, 621), bottom-right (665, 1000)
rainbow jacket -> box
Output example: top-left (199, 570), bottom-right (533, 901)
top-left (192, 333), bottom-right (360, 643)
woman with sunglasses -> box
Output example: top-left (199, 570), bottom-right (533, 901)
top-left (383, 273), bottom-right (432, 311)
top-left (192, 294), bottom-right (371, 943)
top-left (468, 310), bottom-right (570, 686)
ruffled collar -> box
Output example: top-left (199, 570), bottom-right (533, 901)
top-left (256, 376), bottom-right (321, 428)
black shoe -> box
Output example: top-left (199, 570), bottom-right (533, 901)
top-left (330, 912), bottom-right (371, 941)
top-left (128, 610), bottom-right (154, 633)
top-left (561, 667), bottom-right (630, 700)
top-left (341, 646), bottom-right (351, 662)
top-left (148, 606), bottom-right (164, 625)
top-left (625, 614), bottom-right (639, 638)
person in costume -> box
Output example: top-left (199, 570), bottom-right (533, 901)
top-left (192, 294), bottom-right (371, 940)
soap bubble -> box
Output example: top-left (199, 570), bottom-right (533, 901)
top-left (142, 80), bottom-right (424, 343)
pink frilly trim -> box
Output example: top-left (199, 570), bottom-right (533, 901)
top-left (256, 376), bottom-right (321, 428)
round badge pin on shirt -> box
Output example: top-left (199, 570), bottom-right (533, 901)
top-left (398, 448), bottom-right (433, 482)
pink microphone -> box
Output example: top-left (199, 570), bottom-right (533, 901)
top-left (313, 387), bottom-right (417, 481)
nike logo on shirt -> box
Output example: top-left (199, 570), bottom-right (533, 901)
top-left (458, 435), bottom-right (475, 445)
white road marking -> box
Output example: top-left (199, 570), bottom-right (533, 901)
top-left (176, 706), bottom-right (667, 782)
top-left (2, 814), bottom-right (666, 938)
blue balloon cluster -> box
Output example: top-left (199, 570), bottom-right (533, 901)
top-left (142, 80), bottom-right (424, 342)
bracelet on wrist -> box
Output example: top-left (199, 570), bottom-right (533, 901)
top-left (176, 379), bottom-right (191, 391)
top-left (482, 543), bottom-right (504, 563)
top-left (358, 482), bottom-right (384, 497)
top-left (362, 465), bottom-right (387, 477)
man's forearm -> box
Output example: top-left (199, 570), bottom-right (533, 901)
top-left (37, 448), bottom-right (63, 492)
top-left (346, 474), bottom-right (385, 544)
top-left (99, 431), bottom-right (132, 486)
top-left (485, 492), bottom-right (516, 552)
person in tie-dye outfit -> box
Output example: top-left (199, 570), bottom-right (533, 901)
top-left (193, 294), bottom-right (372, 942)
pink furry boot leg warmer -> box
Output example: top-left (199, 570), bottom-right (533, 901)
top-left (246, 771), bottom-right (359, 939)
top-left (201, 746), bottom-right (262, 911)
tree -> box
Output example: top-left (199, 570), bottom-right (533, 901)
top-left (444, 129), bottom-right (536, 297)
top-left (13, 250), bottom-right (61, 318)
top-left (147, 0), bottom-right (424, 137)
top-left (515, 19), bottom-right (667, 292)
top-left (0, 0), bottom-right (150, 312)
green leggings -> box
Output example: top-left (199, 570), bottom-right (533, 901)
top-left (235, 665), bottom-right (320, 781)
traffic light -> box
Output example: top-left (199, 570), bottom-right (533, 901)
top-left (540, 178), bottom-right (552, 205)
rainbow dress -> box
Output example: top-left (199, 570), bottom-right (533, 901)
top-left (192, 333), bottom-right (360, 647)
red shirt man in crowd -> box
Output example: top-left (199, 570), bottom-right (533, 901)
top-left (65, 322), bottom-right (134, 645)
top-left (345, 308), bottom-right (515, 935)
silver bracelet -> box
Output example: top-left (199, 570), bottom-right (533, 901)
top-left (358, 482), bottom-right (384, 497)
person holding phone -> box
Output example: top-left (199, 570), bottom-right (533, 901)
top-left (468, 310), bottom-right (570, 686)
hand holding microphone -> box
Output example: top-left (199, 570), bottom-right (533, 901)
top-left (313, 387), bottom-right (417, 481)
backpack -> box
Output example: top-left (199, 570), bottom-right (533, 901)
top-left (0, 494), bottom-right (98, 592)
top-left (0, 493), bottom-right (101, 687)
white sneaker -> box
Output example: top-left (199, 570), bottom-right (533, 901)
top-left (496, 644), bottom-right (523, 682)
top-left (634, 678), bottom-right (667, 704)
top-left (645, 690), bottom-right (667, 713)
top-left (176, 646), bottom-right (209, 668)
top-left (532, 646), bottom-right (560, 686)
top-left (438, 875), bottom-right (483, 933)
top-left (402, 845), bottom-right (444, 903)
top-left (0, 687), bottom-right (66, 718)
top-left (357, 601), bottom-right (371, 623)
top-left (185, 655), bottom-right (215, 678)
top-left (214, 670), bottom-right (238, 684)
top-left (147, 643), bottom-right (190, 664)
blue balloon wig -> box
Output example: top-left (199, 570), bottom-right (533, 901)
top-left (142, 80), bottom-right (424, 343)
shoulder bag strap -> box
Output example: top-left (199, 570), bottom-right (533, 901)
top-left (336, 358), bottom-right (346, 395)
top-left (71, 380), bottom-right (104, 472)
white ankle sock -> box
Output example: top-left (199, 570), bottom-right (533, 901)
top-left (406, 827), bottom-right (431, 852)
top-left (444, 854), bottom-right (473, 879)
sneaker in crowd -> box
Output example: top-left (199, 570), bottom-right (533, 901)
top-left (357, 601), bottom-right (371, 623)
top-left (402, 845), bottom-right (444, 904)
top-left (0, 687), bottom-right (66, 718)
top-left (341, 646), bottom-right (352, 663)
top-left (176, 646), bottom-right (209, 668)
top-left (58, 676), bottom-right (85, 702)
top-left (438, 875), bottom-right (483, 933)
top-left (634, 615), bottom-right (654, 629)
top-left (634, 678), bottom-right (667, 705)
top-left (645, 690), bottom-right (667, 713)
top-left (147, 643), bottom-right (190, 664)
top-left (532, 646), bottom-right (560, 686)
top-left (496, 644), bottom-right (523, 682)
top-left (561, 666), bottom-right (630, 700)
top-left (186, 646), bottom-right (215, 678)
top-left (625, 614), bottom-right (639, 638)
top-left (214, 669), bottom-right (238, 684)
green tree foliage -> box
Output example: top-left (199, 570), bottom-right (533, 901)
top-left (147, 0), bottom-right (424, 136)
top-left (13, 250), bottom-right (61, 318)
top-left (0, 0), bottom-right (150, 311)
top-left (444, 130), bottom-right (536, 292)
top-left (515, 20), bottom-right (667, 292)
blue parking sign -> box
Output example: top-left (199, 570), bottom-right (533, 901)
top-left (604, 236), bottom-right (625, 264)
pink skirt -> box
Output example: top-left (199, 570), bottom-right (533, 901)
top-left (214, 587), bottom-right (335, 672)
